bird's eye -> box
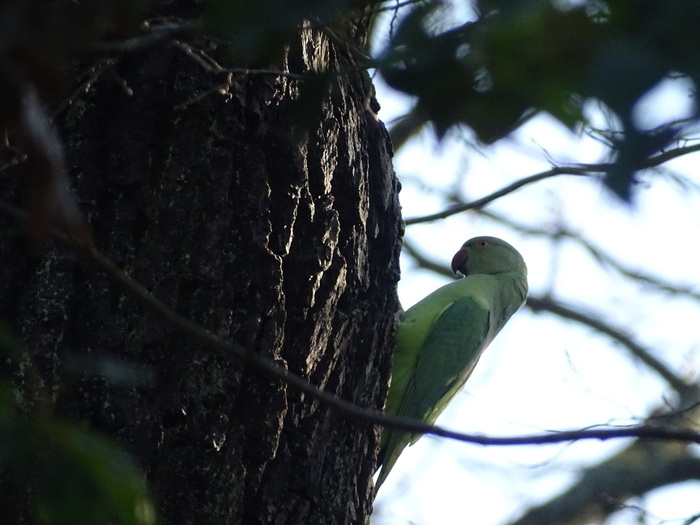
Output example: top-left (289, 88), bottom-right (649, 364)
top-left (479, 239), bottom-right (489, 248)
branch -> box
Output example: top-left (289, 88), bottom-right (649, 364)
top-left (53, 59), bottom-right (117, 118)
top-left (683, 511), bottom-right (700, 525)
top-left (507, 376), bottom-right (700, 525)
top-left (508, 449), bottom-right (700, 525)
top-left (402, 240), bottom-right (449, 275)
top-left (370, 0), bottom-right (427, 15)
top-left (91, 21), bottom-right (302, 80)
top-left (3, 201), bottom-right (700, 450)
top-left (404, 143), bottom-right (700, 225)
top-left (526, 296), bottom-right (693, 396)
top-left (483, 210), bottom-right (700, 302)
top-left (433, 425), bottom-right (700, 446)
top-left (405, 166), bottom-right (592, 225)
top-left (172, 41), bottom-right (304, 79)
top-left (90, 21), bottom-right (195, 55)
top-left (82, 238), bottom-right (700, 445)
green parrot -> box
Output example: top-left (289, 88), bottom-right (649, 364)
top-left (375, 236), bottom-right (528, 490)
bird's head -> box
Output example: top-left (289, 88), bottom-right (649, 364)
top-left (451, 236), bottom-right (526, 277)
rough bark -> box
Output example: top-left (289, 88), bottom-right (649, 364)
top-left (0, 7), bottom-right (401, 525)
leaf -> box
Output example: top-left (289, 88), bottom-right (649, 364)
top-left (378, 2), bottom-right (593, 143)
top-left (605, 125), bottom-right (680, 202)
top-left (201, 0), bottom-right (354, 61)
top-left (34, 422), bottom-right (156, 525)
top-left (0, 328), bottom-right (155, 525)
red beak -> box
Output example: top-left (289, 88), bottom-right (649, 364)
top-left (451, 247), bottom-right (469, 276)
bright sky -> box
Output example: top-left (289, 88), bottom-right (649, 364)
top-left (370, 13), bottom-right (700, 522)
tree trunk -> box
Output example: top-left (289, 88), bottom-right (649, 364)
top-left (0, 7), bottom-right (401, 524)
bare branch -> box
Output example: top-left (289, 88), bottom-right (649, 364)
top-left (508, 448), bottom-right (700, 525)
top-left (526, 296), bottom-right (693, 396)
top-left (172, 41), bottom-right (304, 79)
top-left (90, 21), bottom-right (195, 55)
top-left (91, 21), bottom-right (302, 80)
top-left (404, 143), bottom-right (700, 225)
top-left (37, 235), bottom-right (700, 446)
top-left (683, 511), bottom-right (700, 525)
top-left (507, 381), bottom-right (700, 525)
top-left (405, 166), bottom-right (593, 225)
top-left (402, 240), bottom-right (448, 275)
top-left (483, 210), bottom-right (700, 302)
top-left (3, 200), bottom-right (700, 450)
top-left (53, 59), bottom-right (117, 118)
top-left (369, 0), bottom-right (427, 15)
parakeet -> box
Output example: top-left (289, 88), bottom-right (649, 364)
top-left (376, 236), bottom-right (528, 490)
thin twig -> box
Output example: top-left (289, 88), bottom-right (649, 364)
top-left (428, 425), bottom-right (700, 446)
top-left (53, 59), bottom-right (117, 117)
top-left (482, 210), bottom-right (700, 302)
top-left (90, 22), bottom-right (195, 55)
top-left (682, 510), bottom-right (700, 525)
top-left (370, 0), bottom-right (427, 15)
top-left (404, 166), bottom-right (595, 225)
top-left (172, 41), bottom-right (304, 79)
top-left (404, 143), bottom-right (700, 225)
top-left (402, 241), bottom-right (449, 275)
top-left (526, 296), bottom-right (694, 397)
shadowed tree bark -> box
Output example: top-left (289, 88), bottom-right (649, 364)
top-left (0, 3), bottom-right (402, 523)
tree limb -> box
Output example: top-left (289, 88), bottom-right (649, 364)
top-left (526, 296), bottom-right (694, 397)
top-left (68, 232), bottom-right (700, 445)
top-left (508, 447), bottom-right (700, 525)
top-left (2, 200), bottom-right (700, 450)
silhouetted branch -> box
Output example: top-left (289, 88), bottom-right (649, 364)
top-left (402, 241), bottom-right (450, 275)
top-left (404, 143), bottom-right (700, 225)
top-left (2, 200), bottom-right (700, 450)
top-left (77, 235), bottom-right (700, 443)
top-left (508, 448), bottom-right (700, 525)
top-left (482, 210), bottom-right (700, 302)
top-left (371, 0), bottom-right (427, 15)
top-left (507, 382), bottom-right (700, 525)
top-left (172, 41), bottom-right (304, 79)
top-left (682, 510), bottom-right (700, 525)
top-left (405, 167), bottom-right (593, 225)
top-left (526, 296), bottom-right (693, 396)
top-left (90, 21), bottom-right (195, 55)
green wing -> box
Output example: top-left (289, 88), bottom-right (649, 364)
top-left (407, 295), bottom-right (490, 429)
top-left (377, 295), bottom-right (491, 488)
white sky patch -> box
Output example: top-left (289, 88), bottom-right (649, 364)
top-left (632, 75), bottom-right (697, 131)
